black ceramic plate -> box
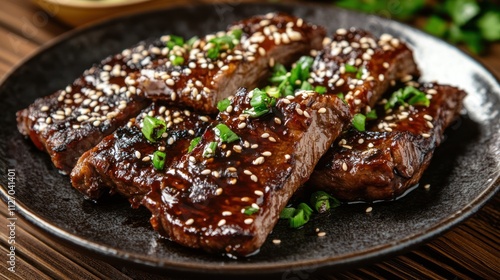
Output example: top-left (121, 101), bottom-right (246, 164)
top-left (0, 3), bottom-right (499, 276)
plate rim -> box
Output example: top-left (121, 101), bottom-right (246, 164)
top-left (1, 2), bottom-right (499, 274)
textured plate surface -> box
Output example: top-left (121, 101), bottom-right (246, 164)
top-left (0, 3), bottom-right (499, 275)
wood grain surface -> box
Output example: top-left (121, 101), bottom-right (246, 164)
top-left (1, 0), bottom-right (499, 279)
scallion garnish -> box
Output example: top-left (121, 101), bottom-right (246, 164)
top-left (268, 56), bottom-right (315, 98)
top-left (310, 191), bottom-right (340, 213)
top-left (152, 151), bottom-right (166, 170)
top-left (352, 113), bottom-right (366, 132)
top-left (385, 86), bottom-right (430, 110)
top-left (244, 88), bottom-right (277, 118)
top-left (206, 29), bottom-right (242, 60)
top-left (366, 109), bottom-right (378, 120)
top-left (315, 85), bottom-right (327, 94)
top-left (203, 141), bottom-right (217, 158)
top-left (187, 137), bottom-right (201, 153)
top-left (186, 36), bottom-right (199, 48)
top-left (243, 206), bottom-right (259, 215)
top-left (142, 116), bottom-right (167, 142)
top-left (344, 63), bottom-right (358, 73)
top-left (289, 203), bottom-right (313, 228)
top-left (172, 55), bottom-right (184, 66)
top-left (300, 81), bottom-right (313, 90)
top-left (217, 98), bottom-right (230, 112)
top-left (166, 35), bottom-right (184, 49)
top-left (213, 124), bottom-right (239, 143)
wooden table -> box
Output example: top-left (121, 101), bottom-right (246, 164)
top-left (1, 1), bottom-right (499, 279)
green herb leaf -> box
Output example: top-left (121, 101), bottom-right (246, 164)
top-left (141, 116), bottom-right (167, 142)
top-left (203, 141), bottom-right (217, 158)
top-left (152, 151), bottom-right (166, 170)
top-left (217, 98), bottom-right (230, 112)
top-left (289, 203), bottom-right (313, 228)
top-left (344, 64), bottom-right (358, 73)
top-left (213, 124), bottom-right (240, 143)
top-left (280, 207), bottom-right (296, 219)
top-left (314, 85), bottom-right (327, 94)
top-left (477, 11), bottom-right (500, 41)
top-left (445, 0), bottom-right (480, 26)
top-left (166, 35), bottom-right (184, 49)
top-left (300, 81), bottom-right (313, 91)
top-left (187, 137), bottom-right (201, 153)
top-left (385, 86), bottom-right (430, 110)
top-left (186, 36), bottom-right (199, 47)
top-left (311, 191), bottom-right (335, 213)
top-left (352, 113), bottom-right (366, 132)
top-left (243, 206), bottom-right (259, 215)
top-left (171, 56), bottom-right (184, 66)
top-left (424, 15), bottom-right (449, 38)
top-left (366, 109), bottom-right (378, 120)
top-left (231, 28), bottom-right (243, 40)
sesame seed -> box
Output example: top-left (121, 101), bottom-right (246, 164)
top-left (216, 188), bottom-right (223, 195)
top-left (135, 151), bottom-right (141, 159)
top-left (226, 105), bottom-right (233, 113)
top-left (222, 211), bottom-right (232, 216)
top-left (303, 110), bottom-right (311, 118)
top-left (244, 218), bottom-right (254, 224)
top-left (335, 79), bottom-right (345, 87)
top-left (383, 62), bottom-right (390, 69)
top-left (318, 108), bottom-right (327, 114)
top-left (233, 145), bottom-right (242, 153)
top-left (424, 114), bottom-right (433, 121)
top-left (261, 133), bottom-right (270, 138)
top-left (185, 219), bottom-right (194, 225)
top-left (379, 74), bottom-right (385, 81)
top-left (261, 151), bottom-right (272, 157)
top-left (199, 116), bottom-right (209, 122)
top-left (189, 156), bottom-right (196, 163)
top-left (317, 232), bottom-right (326, 237)
top-left (273, 239), bottom-right (281, 245)
top-left (226, 167), bottom-right (237, 172)
top-left (295, 107), bottom-right (304, 115)
top-left (424, 184), bottom-right (431, 190)
top-left (244, 170), bottom-right (252, 175)
top-left (254, 190), bottom-right (264, 196)
top-left (358, 138), bottom-right (364, 144)
top-left (342, 162), bottom-right (348, 171)
top-left (93, 120), bottom-right (101, 126)
top-left (422, 133), bottom-right (431, 138)
top-left (336, 28), bottom-right (347, 35)
top-left (252, 157), bottom-right (265, 165)
top-left (238, 122), bottom-right (247, 129)
top-left (368, 143), bottom-right (374, 148)
top-left (268, 137), bottom-right (276, 142)
top-left (241, 197), bottom-right (250, 202)
top-left (427, 89), bottom-right (438, 95)
top-left (41, 106), bottom-right (49, 112)
top-left (366, 207), bottom-right (373, 213)
top-left (285, 154), bottom-right (291, 160)
top-left (427, 121), bottom-right (434, 128)
top-left (251, 203), bottom-right (260, 209)
top-left (274, 117), bottom-right (282, 124)
top-left (201, 169), bottom-right (211, 175)
top-left (250, 175), bottom-right (258, 182)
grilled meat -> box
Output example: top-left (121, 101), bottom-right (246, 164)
top-left (308, 82), bottom-right (466, 202)
top-left (71, 103), bottom-right (212, 202)
top-left (310, 28), bottom-right (420, 115)
top-left (15, 40), bottom-right (172, 173)
top-left (141, 88), bottom-right (351, 256)
top-left (137, 13), bottom-right (325, 114)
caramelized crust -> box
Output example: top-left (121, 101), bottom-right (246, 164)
top-left (311, 28), bottom-right (420, 114)
top-left (308, 83), bottom-right (466, 201)
top-left (15, 40), bottom-right (170, 173)
top-left (142, 89), bottom-right (351, 256)
top-left (71, 103), bottom-right (212, 202)
top-left (136, 13), bottom-right (326, 114)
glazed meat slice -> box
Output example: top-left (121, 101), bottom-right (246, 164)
top-left (15, 39), bottom-right (174, 173)
top-left (310, 28), bottom-right (420, 114)
top-left (71, 103), bottom-right (212, 202)
top-left (136, 13), bottom-right (325, 114)
top-left (308, 82), bottom-right (466, 202)
top-left (142, 88), bottom-right (351, 256)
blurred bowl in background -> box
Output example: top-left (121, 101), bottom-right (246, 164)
top-left (32, 0), bottom-right (183, 26)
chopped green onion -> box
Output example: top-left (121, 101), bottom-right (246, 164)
top-left (166, 35), bottom-right (184, 49)
top-left (385, 86), bottom-right (430, 110)
top-left (187, 137), bottom-right (201, 153)
top-left (300, 81), bottom-right (313, 90)
top-left (203, 141), bottom-right (217, 158)
top-left (207, 45), bottom-right (220, 60)
top-left (152, 151), bottom-right (166, 170)
top-left (336, 92), bottom-right (348, 105)
top-left (289, 203), bottom-right (313, 228)
top-left (366, 110), bottom-right (377, 120)
top-left (280, 207), bottom-right (296, 219)
top-left (245, 88), bottom-right (277, 118)
top-left (243, 206), bottom-right (259, 215)
top-left (344, 64), bottom-right (358, 73)
top-left (186, 36), bottom-right (199, 48)
top-left (314, 85), bottom-right (327, 94)
top-left (231, 28), bottom-right (243, 40)
top-left (356, 67), bottom-right (364, 79)
top-left (265, 86), bottom-right (281, 99)
top-left (172, 56), bottom-right (184, 66)
top-left (352, 113), bottom-right (366, 132)
top-left (310, 191), bottom-right (340, 213)
top-left (213, 124), bottom-right (239, 143)
top-left (142, 116), bottom-right (167, 142)
top-left (217, 98), bottom-right (230, 112)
